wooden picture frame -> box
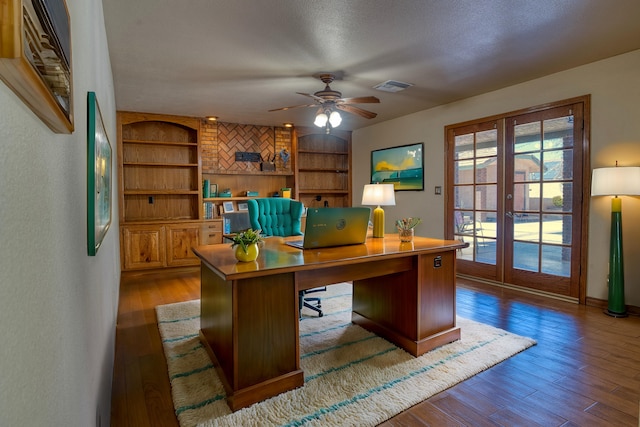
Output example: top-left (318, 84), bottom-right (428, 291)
top-left (223, 201), bottom-right (235, 213)
top-left (87, 92), bottom-right (112, 256)
top-left (371, 142), bottom-right (424, 191)
top-left (0, 0), bottom-right (73, 133)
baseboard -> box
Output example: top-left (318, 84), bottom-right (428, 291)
top-left (585, 296), bottom-right (640, 316)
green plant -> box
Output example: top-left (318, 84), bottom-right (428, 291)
top-left (396, 217), bottom-right (422, 231)
top-left (231, 228), bottom-right (263, 253)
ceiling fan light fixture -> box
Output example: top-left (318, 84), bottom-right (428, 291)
top-left (314, 112), bottom-right (328, 127)
top-left (329, 110), bottom-right (342, 127)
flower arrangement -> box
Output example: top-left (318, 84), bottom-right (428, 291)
top-left (396, 217), bottom-right (422, 231)
top-left (231, 228), bottom-right (263, 253)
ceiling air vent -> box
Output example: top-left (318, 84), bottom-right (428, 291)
top-left (373, 80), bottom-right (413, 93)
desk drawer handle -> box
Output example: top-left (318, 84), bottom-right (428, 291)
top-left (434, 256), bottom-right (442, 268)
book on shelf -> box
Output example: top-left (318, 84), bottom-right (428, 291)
top-left (203, 202), bottom-right (216, 219)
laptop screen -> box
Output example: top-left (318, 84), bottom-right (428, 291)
top-left (287, 207), bottom-right (371, 249)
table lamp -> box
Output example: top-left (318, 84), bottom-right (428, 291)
top-left (362, 183), bottom-right (396, 238)
top-left (591, 163), bottom-right (640, 317)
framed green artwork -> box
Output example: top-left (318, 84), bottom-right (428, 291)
top-left (87, 92), bottom-right (112, 255)
top-left (371, 142), bottom-right (424, 191)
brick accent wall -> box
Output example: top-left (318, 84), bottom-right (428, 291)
top-left (201, 120), bottom-right (292, 174)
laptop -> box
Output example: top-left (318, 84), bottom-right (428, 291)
top-left (286, 207), bottom-right (371, 249)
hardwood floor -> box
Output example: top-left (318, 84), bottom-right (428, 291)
top-left (110, 269), bottom-right (640, 426)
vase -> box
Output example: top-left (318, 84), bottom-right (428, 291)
top-left (235, 243), bottom-right (259, 262)
top-left (399, 228), bottom-right (414, 243)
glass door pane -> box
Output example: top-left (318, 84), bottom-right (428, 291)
top-left (451, 123), bottom-right (500, 280)
top-left (504, 104), bottom-right (582, 297)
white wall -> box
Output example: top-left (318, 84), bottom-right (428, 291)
top-left (0, 0), bottom-right (119, 426)
top-left (353, 49), bottom-right (640, 306)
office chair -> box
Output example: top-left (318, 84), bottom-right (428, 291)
top-left (246, 198), bottom-right (303, 237)
top-left (246, 198), bottom-right (325, 317)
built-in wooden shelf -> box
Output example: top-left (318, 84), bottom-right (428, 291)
top-left (124, 190), bottom-right (199, 195)
top-left (122, 139), bottom-right (198, 147)
top-left (298, 168), bottom-right (349, 173)
top-left (298, 150), bottom-right (348, 155)
top-left (295, 128), bottom-right (351, 208)
top-left (299, 189), bottom-right (350, 194)
top-left (203, 196), bottom-right (255, 202)
top-left (206, 170), bottom-right (294, 176)
top-left (123, 162), bottom-right (198, 167)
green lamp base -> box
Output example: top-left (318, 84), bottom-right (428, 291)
top-left (605, 206), bottom-right (626, 318)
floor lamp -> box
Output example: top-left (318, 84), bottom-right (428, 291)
top-left (591, 164), bottom-right (640, 317)
top-left (362, 183), bottom-right (396, 238)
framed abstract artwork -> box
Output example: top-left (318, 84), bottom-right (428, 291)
top-left (87, 92), bottom-right (112, 256)
top-left (371, 142), bottom-right (424, 191)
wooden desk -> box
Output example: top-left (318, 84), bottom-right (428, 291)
top-left (192, 235), bottom-right (466, 411)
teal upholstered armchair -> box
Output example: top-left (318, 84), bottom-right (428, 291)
top-left (246, 198), bottom-right (324, 317)
top-left (246, 198), bottom-right (304, 237)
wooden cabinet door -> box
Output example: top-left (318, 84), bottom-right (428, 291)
top-left (166, 224), bottom-right (201, 266)
top-left (122, 225), bottom-right (166, 270)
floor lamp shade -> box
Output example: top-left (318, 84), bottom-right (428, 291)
top-left (591, 166), bottom-right (640, 317)
top-left (362, 184), bottom-right (396, 238)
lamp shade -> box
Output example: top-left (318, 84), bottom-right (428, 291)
top-left (329, 110), bottom-right (342, 127)
top-left (362, 183), bottom-right (396, 206)
top-left (314, 113), bottom-right (328, 127)
top-left (591, 167), bottom-right (640, 196)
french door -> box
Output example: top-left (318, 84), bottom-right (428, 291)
top-left (446, 97), bottom-right (588, 299)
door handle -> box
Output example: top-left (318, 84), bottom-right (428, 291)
top-left (506, 211), bottom-right (513, 218)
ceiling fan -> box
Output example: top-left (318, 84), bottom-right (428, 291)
top-left (268, 73), bottom-right (380, 125)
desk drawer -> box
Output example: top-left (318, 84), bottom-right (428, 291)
top-left (201, 221), bottom-right (222, 245)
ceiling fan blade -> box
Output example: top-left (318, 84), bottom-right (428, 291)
top-left (337, 96), bottom-right (380, 104)
top-left (296, 92), bottom-right (326, 103)
top-left (268, 103), bottom-right (317, 112)
top-left (335, 104), bottom-right (378, 119)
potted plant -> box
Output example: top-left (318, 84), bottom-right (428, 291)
top-left (231, 228), bottom-right (263, 262)
top-left (396, 217), bottom-right (421, 242)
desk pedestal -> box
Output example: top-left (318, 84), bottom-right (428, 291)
top-left (352, 251), bottom-right (460, 356)
top-left (199, 266), bottom-right (303, 412)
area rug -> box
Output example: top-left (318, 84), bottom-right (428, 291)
top-left (156, 283), bottom-right (536, 427)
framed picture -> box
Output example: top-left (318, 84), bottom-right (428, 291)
top-left (223, 201), bottom-right (235, 213)
top-left (211, 183), bottom-right (218, 198)
top-left (237, 202), bottom-right (249, 211)
top-left (87, 92), bottom-right (112, 256)
top-left (0, 0), bottom-right (73, 133)
top-left (371, 142), bottom-right (424, 191)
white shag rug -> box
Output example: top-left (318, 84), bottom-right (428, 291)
top-left (156, 283), bottom-right (536, 427)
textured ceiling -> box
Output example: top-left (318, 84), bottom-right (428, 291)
top-left (103, 0), bottom-right (640, 130)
